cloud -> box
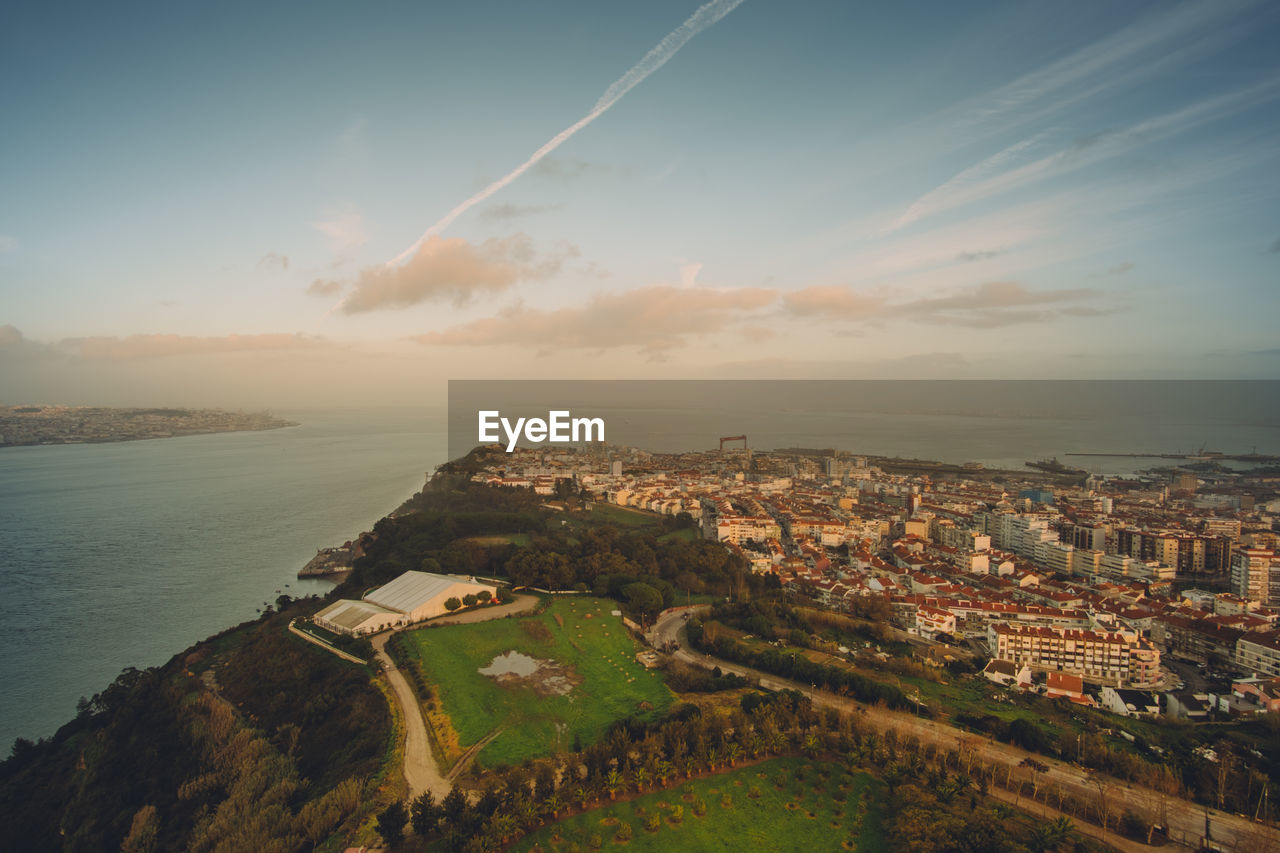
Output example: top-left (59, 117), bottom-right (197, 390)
top-left (1, 327), bottom-right (332, 363)
top-left (340, 234), bottom-right (575, 314)
top-left (306, 279), bottom-right (344, 297)
top-left (58, 333), bottom-right (327, 361)
top-left (890, 135), bottom-right (1045, 231)
top-left (909, 280), bottom-right (1092, 311)
top-left (1108, 261), bottom-right (1134, 275)
top-left (679, 262), bottom-right (703, 288)
top-left (479, 202), bottom-right (558, 222)
top-left (529, 157), bottom-right (609, 182)
top-left (892, 81), bottom-right (1280, 231)
top-left (782, 281), bottom-right (1115, 329)
top-left (256, 252), bottom-right (289, 272)
top-left (0, 235), bottom-right (17, 253)
top-left (414, 285), bottom-right (776, 357)
top-left (312, 212), bottom-right (367, 252)
top-left (955, 249), bottom-right (1005, 263)
top-left (783, 285), bottom-right (886, 318)
top-left (906, 282), bottom-right (1119, 327)
top-left (0, 325), bottom-right (54, 360)
top-left (961, 0), bottom-right (1260, 132)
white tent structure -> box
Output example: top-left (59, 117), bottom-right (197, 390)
top-left (364, 571), bottom-right (498, 623)
top-left (313, 599), bottom-right (400, 636)
top-left (312, 571), bottom-right (500, 636)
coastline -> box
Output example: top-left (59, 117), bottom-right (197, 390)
top-left (0, 408), bottom-right (442, 746)
top-left (0, 405), bottom-right (299, 448)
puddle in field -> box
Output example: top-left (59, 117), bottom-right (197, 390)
top-left (480, 650), bottom-right (581, 696)
top-left (480, 651), bottom-right (540, 677)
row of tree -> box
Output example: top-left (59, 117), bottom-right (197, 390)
top-left (686, 616), bottom-right (918, 712)
top-left (373, 686), bottom-right (1103, 852)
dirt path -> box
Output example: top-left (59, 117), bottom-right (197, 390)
top-left (424, 593), bottom-right (540, 626)
top-left (985, 784), bottom-right (1151, 853)
top-left (372, 632), bottom-right (451, 801)
top-left (447, 727), bottom-right (505, 783)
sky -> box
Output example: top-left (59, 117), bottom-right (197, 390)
top-left (2, 0), bottom-right (1278, 407)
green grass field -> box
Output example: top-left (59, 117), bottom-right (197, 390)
top-left (586, 504), bottom-right (662, 527)
top-left (519, 757), bottom-right (885, 853)
top-left (401, 597), bottom-right (673, 768)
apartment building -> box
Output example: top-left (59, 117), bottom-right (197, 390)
top-left (987, 623), bottom-right (1161, 688)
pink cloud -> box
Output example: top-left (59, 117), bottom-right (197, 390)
top-left (340, 234), bottom-right (575, 313)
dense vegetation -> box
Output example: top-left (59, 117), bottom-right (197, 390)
top-left (0, 604), bottom-right (392, 852)
top-left (341, 472), bottom-right (771, 625)
top-left (687, 611), bottom-right (918, 712)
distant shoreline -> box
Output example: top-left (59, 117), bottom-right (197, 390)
top-left (0, 405), bottom-right (299, 448)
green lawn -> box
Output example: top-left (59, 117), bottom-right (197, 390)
top-left (401, 597), bottom-right (673, 767)
top-left (587, 504), bottom-right (663, 527)
top-left (519, 757), bottom-right (885, 853)
top-left (462, 533), bottom-right (532, 547)
top-left (657, 527), bottom-right (700, 543)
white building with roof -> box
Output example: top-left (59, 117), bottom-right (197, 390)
top-left (313, 571), bottom-right (500, 635)
top-left (313, 599), bottom-right (401, 636)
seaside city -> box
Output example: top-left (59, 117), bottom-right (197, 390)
top-left (472, 441), bottom-right (1280, 714)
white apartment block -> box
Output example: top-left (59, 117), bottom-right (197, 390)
top-left (1236, 633), bottom-right (1280, 678)
top-left (1232, 547), bottom-right (1279, 606)
top-left (987, 622), bottom-right (1162, 688)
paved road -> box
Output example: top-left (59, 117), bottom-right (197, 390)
top-left (370, 594), bottom-right (542, 801)
top-left (650, 608), bottom-right (1279, 852)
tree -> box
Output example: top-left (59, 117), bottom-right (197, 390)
top-left (120, 805), bottom-right (159, 853)
top-left (444, 597), bottom-right (462, 612)
top-left (411, 791), bottom-right (440, 836)
top-left (623, 582), bottom-right (663, 622)
top-left (1045, 816), bottom-right (1075, 850)
top-left (442, 788), bottom-right (468, 824)
top-left (377, 800), bottom-right (407, 847)
top-left (462, 593), bottom-right (478, 607)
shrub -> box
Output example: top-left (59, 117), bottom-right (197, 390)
top-left (615, 821), bottom-right (632, 841)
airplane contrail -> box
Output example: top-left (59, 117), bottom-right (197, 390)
top-left (387, 0), bottom-right (746, 267)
